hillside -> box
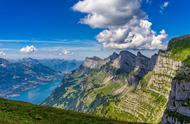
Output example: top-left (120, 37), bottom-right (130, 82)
top-left (43, 35), bottom-right (190, 123)
top-left (0, 98), bottom-right (129, 124)
top-left (167, 35), bottom-right (190, 67)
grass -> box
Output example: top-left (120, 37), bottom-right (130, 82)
top-left (95, 82), bottom-right (123, 95)
top-left (0, 98), bottom-right (135, 124)
top-left (102, 102), bottom-right (140, 122)
top-left (86, 71), bottom-right (110, 86)
top-left (166, 36), bottom-right (190, 80)
top-left (139, 71), bottom-right (154, 88)
top-left (167, 36), bottom-right (190, 66)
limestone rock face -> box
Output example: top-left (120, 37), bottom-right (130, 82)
top-left (43, 50), bottom-right (175, 123)
top-left (82, 56), bottom-right (108, 69)
top-left (111, 51), bottom-right (136, 72)
top-left (43, 49), bottom-right (189, 123)
top-left (162, 70), bottom-right (190, 124)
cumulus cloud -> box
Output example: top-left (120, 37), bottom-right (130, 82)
top-left (97, 17), bottom-right (167, 49)
top-left (20, 45), bottom-right (38, 54)
top-left (73, 0), bottom-right (168, 50)
top-left (160, 1), bottom-right (169, 13)
top-left (73, 0), bottom-right (144, 28)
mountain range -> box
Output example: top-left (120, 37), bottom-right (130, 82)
top-left (0, 35), bottom-right (189, 123)
top-left (0, 58), bottom-right (81, 98)
top-left (43, 35), bottom-right (190, 123)
top-left (39, 59), bottom-right (82, 74)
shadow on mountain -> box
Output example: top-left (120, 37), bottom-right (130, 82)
top-left (43, 50), bottom-right (160, 123)
top-left (162, 57), bottom-right (190, 123)
top-left (99, 51), bottom-right (158, 88)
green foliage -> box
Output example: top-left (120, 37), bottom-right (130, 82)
top-left (182, 99), bottom-right (190, 107)
top-left (0, 98), bottom-right (130, 124)
top-left (184, 57), bottom-right (190, 67)
top-left (166, 110), bottom-right (190, 123)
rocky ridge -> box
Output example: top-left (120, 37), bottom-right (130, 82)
top-left (43, 35), bottom-right (190, 123)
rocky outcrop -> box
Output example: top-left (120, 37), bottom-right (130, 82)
top-left (82, 56), bottom-right (108, 69)
top-left (162, 66), bottom-right (190, 123)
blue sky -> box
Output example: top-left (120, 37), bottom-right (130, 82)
top-left (0, 0), bottom-right (189, 59)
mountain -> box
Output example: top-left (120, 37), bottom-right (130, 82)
top-left (39, 59), bottom-right (82, 74)
top-left (162, 35), bottom-right (190, 123)
top-left (0, 58), bottom-right (61, 98)
top-left (43, 35), bottom-right (190, 123)
top-left (0, 98), bottom-right (129, 124)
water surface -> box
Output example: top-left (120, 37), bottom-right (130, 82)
top-left (9, 80), bottom-right (61, 104)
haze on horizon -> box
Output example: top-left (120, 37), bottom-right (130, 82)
top-left (0, 0), bottom-right (189, 60)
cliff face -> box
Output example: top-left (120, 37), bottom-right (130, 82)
top-left (162, 36), bottom-right (190, 123)
top-left (162, 79), bottom-right (190, 123)
top-left (43, 35), bottom-right (190, 123)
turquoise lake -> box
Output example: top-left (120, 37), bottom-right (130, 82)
top-left (9, 80), bottom-right (61, 104)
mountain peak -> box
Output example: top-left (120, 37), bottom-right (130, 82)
top-left (168, 34), bottom-right (190, 51)
top-left (119, 51), bottom-right (136, 58)
top-left (20, 58), bottom-right (40, 65)
top-left (82, 56), bottom-right (106, 69)
top-left (167, 35), bottom-right (190, 66)
top-left (106, 52), bottom-right (119, 61)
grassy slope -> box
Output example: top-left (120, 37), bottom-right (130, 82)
top-left (167, 35), bottom-right (190, 66)
top-left (0, 98), bottom-right (132, 124)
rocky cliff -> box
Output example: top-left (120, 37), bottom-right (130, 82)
top-left (162, 36), bottom-right (190, 124)
top-left (43, 35), bottom-right (190, 123)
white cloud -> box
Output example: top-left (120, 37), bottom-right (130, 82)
top-left (0, 51), bottom-right (6, 57)
top-left (97, 18), bottom-right (167, 49)
top-left (20, 45), bottom-right (38, 54)
top-left (63, 50), bottom-right (72, 55)
top-left (58, 50), bottom-right (73, 56)
top-left (160, 1), bottom-right (169, 13)
top-left (73, 0), bottom-right (168, 50)
top-left (73, 0), bottom-right (144, 28)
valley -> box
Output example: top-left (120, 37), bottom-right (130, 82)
top-left (0, 58), bottom-right (81, 104)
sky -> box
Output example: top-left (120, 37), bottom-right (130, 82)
top-left (0, 0), bottom-right (189, 60)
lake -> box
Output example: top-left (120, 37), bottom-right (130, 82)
top-left (8, 80), bottom-right (61, 104)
